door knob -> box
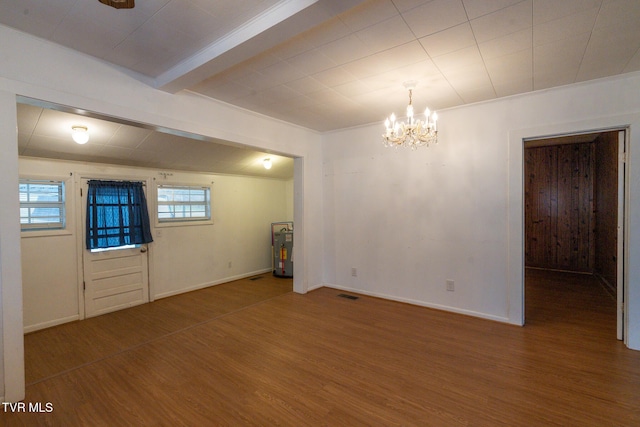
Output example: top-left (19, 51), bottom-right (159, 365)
top-left (140, 247), bottom-right (147, 253)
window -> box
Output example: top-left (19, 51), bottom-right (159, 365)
top-left (19, 179), bottom-right (66, 231)
top-left (86, 180), bottom-right (153, 250)
top-left (157, 184), bottom-right (211, 223)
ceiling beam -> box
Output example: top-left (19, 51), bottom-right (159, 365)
top-left (155, 0), bottom-right (365, 93)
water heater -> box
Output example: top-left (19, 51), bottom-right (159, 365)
top-left (272, 222), bottom-right (293, 278)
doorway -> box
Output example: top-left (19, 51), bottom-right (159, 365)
top-left (523, 130), bottom-right (626, 340)
top-left (79, 178), bottom-right (151, 318)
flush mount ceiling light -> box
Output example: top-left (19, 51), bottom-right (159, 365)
top-left (263, 158), bottom-right (272, 170)
top-left (98, 0), bottom-right (135, 9)
top-left (382, 81), bottom-right (438, 149)
top-left (71, 125), bottom-right (89, 145)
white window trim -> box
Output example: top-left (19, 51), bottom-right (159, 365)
top-left (19, 175), bottom-right (73, 238)
top-left (155, 182), bottom-right (213, 228)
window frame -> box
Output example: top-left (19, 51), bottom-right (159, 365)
top-left (19, 176), bottom-right (72, 237)
top-left (155, 183), bottom-right (213, 227)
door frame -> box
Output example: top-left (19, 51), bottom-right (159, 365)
top-left (508, 123), bottom-right (630, 344)
top-left (74, 172), bottom-right (154, 319)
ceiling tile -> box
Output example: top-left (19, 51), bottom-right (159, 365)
top-left (577, 24), bottom-right (640, 81)
top-left (462, 0), bottom-right (527, 19)
top-left (456, 84), bottom-right (497, 103)
top-left (533, 7), bottom-right (598, 46)
top-left (26, 135), bottom-right (105, 157)
top-left (470, 0), bottom-right (532, 43)
top-left (534, 69), bottom-right (578, 90)
top-left (419, 23), bottom-right (477, 58)
top-left (478, 28), bottom-right (532, 59)
top-left (355, 15), bottom-right (416, 52)
top-left (444, 62), bottom-right (493, 91)
top-left (127, 148), bottom-right (168, 165)
top-left (16, 104), bottom-right (42, 136)
top-left (225, 70), bottom-right (273, 92)
top-left (484, 48), bottom-right (533, 82)
top-left (432, 46), bottom-right (484, 72)
top-left (243, 52), bottom-right (282, 72)
top-left (284, 76), bottom-right (328, 95)
top-left (332, 79), bottom-right (376, 98)
top-left (257, 60), bottom-right (308, 87)
top-left (193, 80), bottom-right (255, 102)
top-left (339, 0), bottom-right (399, 32)
top-left (391, 0), bottom-right (431, 13)
top-left (258, 85), bottom-right (302, 104)
top-left (286, 49), bottom-right (338, 75)
top-left (493, 77), bottom-right (533, 97)
top-left (136, 131), bottom-right (189, 152)
top-left (301, 16), bottom-right (352, 49)
top-left (594, 0), bottom-right (640, 32)
top-left (312, 67), bottom-right (357, 87)
top-left (533, 0), bottom-right (602, 25)
top-left (624, 50), bottom-right (640, 73)
top-left (99, 145), bottom-right (136, 161)
top-left (534, 33), bottom-right (590, 87)
top-left (51, 20), bottom-right (126, 60)
top-left (18, 134), bottom-right (30, 153)
top-left (107, 126), bottom-right (154, 149)
top-left (32, 109), bottom-right (121, 146)
top-left (342, 41), bottom-right (431, 78)
top-left (271, 32), bottom-right (318, 61)
top-left (70, 0), bottom-right (159, 35)
top-left (318, 34), bottom-right (374, 65)
top-left (0, 0), bottom-right (76, 39)
top-left (402, 0), bottom-right (468, 39)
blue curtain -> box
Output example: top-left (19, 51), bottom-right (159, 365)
top-left (86, 180), bottom-right (153, 250)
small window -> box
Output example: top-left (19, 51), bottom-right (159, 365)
top-left (19, 179), bottom-right (66, 231)
top-left (157, 184), bottom-right (211, 223)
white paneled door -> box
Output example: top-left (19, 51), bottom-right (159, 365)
top-left (82, 245), bottom-right (149, 318)
top-left (81, 179), bottom-right (149, 318)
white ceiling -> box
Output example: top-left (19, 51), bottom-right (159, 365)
top-left (4, 0), bottom-right (640, 176)
top-left (16, 102), bottom-right (294, 179)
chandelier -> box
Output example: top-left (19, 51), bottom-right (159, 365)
top-left (382, 81), bottom-right (438, 149)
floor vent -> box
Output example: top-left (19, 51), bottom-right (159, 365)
top-left (249, 277), bottom-right (263, 281)
top-left (337, 293), bottom-right (359, 300)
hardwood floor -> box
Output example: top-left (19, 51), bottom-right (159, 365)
top-left (4, 270), bottom-right (640, 426)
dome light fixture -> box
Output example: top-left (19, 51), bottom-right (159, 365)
top-left (71, 125), bottom-right (89, 145)
top-left (263, 158), bottom-right (272, 170)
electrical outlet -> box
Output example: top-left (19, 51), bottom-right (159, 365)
top-left (228, 261), bottom-right (232, 268)
top-left (351, 267), bottom-right (357, 277)
top-left (446, 280), bottom-right (455, 292)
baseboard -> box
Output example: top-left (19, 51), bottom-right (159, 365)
top-left (23, 270), bottom-right (275, 332)
top-left (306, 283), bottom-right (324, 292)
top-left (322, 283), bottom-right (511, 324)
top-left (154, 268), bottom-right (273, 300)
top-left (594, 273), bottom-right (616, 299)
top-left (24, 314), bottom-right (80, 334)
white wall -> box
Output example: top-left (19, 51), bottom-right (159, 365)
top-left (0, 24), bottom-right (323, 401)
top-left (0, 91), bottom-right (25, 402)
top-left (285, 179), bottom-right (295, 221)
top-left (19, 157), bottom-right (291, 332)
top-left (323, 73), bottom-right (640, 351)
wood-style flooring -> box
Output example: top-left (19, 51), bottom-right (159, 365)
top-left (4, 270), bottom-right (640, 426)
